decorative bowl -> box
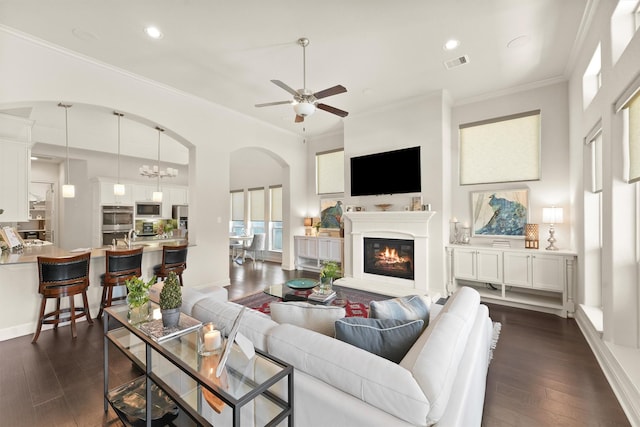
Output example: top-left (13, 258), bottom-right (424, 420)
top-left (375, 204), bottom-right (392, 211)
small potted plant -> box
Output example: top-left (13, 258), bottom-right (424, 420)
top-left (159, 271), bottom-right (182, 328)
top-left (319, 261), bottom-right (341, 294)
top-left (125, 276), bottom-right (156, 325)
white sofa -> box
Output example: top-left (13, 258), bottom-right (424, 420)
top-left (180, 285), bottom-right (494, 427)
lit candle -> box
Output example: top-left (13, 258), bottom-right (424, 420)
top-left (204, 330), bottom-right (222, 351)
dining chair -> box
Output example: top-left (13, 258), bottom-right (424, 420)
top-left (97, 247), bottom-right (143, 319)
top-left (153, 243), bottom-right (188, 286)
top-left (241, 233), bottom-right (266, 265)
top-left (33, 252), bottom-right (93, 343)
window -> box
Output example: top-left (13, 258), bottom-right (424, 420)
top-left (611, 1), bottom-right (640, 65)
top-left (459, 110), bottom-right (541, 185)
top-left (615, 73), bottom-right (640, 183)
top-left (316, 149), bottom-right (344, 194)
top-left (230, 190), bottom-right (244, 235)
top-left (270, 185), bottom-right (283, 251)
top-left (585, 123), bottom-right (603, 193)
top-left (582, 44), bottom-right (602, 108)
top-left (249, 187), bottom-right (265, 234)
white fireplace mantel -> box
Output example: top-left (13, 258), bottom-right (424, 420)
top-left (338, 211), bottom-right (436, 296)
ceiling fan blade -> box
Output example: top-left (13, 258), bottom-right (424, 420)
top-left (271, 80), bottom-right (299, 97)
top-left (313, 85), bottom-right (347, 100)
top-left (255, 100), bottom-right (292, 108)
top-left (295, 115), bottom-right (305, 123)
top-left (317, 103), bottom-right (349, 118)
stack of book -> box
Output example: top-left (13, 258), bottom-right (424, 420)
top-left (491, 239), bottom-right (511, 248)
top-left (308, 290), bottom-right (337, 303)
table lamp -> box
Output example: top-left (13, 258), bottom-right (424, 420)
top-left (542, 207), bottom-right (563, 250)
top-left (304, 217), bottom-right (313, 235)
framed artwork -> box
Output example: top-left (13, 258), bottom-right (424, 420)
top-left (471, 189), bottom-right (528, 238)
top-left (319, 199), bottom-right (343, 229)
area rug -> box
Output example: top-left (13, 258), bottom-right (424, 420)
top-left (231, 285), bottom-right (391, 318)
top-left (490, 322), bottom-right (502, 361)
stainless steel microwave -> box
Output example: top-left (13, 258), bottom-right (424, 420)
top-left (136, 202), bottom-right (162, 218)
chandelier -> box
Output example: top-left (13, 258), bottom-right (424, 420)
top-left (139, 165), bottom-right (178, 179)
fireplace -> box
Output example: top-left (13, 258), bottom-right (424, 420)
top-left (338, 211), bottom-right (436, 296)
top-left (364, 237), bottom-right (414, 280)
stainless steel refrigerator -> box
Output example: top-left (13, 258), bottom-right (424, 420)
top-left (172, 205), bottom-right (188, 230)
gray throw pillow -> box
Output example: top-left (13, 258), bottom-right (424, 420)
top-left (334, 317), bottom-right (424, 363)
top-left (369, 295), bottom-right (431, 328)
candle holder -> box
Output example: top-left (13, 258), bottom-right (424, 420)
top-left (198, 322), bottom-right (223, 356)
top-left (525, 223), bottom-right (539, 249)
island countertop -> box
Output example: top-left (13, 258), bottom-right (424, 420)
top-left (0, 238), bottom-right (188, 265)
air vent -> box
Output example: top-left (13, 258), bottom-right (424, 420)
top-left (444, 55), bottom-right (470, 70)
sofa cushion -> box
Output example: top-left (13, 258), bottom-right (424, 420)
top-left (335, 317), bottom-right (424, 363)
top-left (400, 286), bottom-right (480, 425)
top-left (192, 298), bottom-right (277, 351)
top-left (268, 323), bottom-right (429, 425)
top-left (369, 294), bottom-right (431, 328)
top-left (269, 301), bottom-right (346, 336)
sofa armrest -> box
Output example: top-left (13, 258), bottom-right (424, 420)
top-left (268, 323), bottom-right (429, 425)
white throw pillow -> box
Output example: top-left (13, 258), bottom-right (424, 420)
top-left (269, 301), bottom-right (346, 336)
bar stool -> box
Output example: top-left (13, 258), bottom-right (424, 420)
top-left (33, 252), bottom-right (93, 343)
top-left (153, 243), bottom-right (188, 286)
top-left (97, 247), bottom-right (143, 319)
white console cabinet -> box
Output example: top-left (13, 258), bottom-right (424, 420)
top-left (294, 235), bottom-right (343, 272)
top-left (446, 245), bottom-right (576, 317)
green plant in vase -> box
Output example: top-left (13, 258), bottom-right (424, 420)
top-left (125, 276), bottom-right (156, 325)
top-left (159, 271), bottom-right (182, 328)
top-left (319, 261), bottom-right (341, 294)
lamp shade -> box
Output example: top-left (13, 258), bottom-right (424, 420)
top-left (113, 183), bottom-right (125, 196)
top-left (542, 207), bottom-right (563, 224)
top-left (62, 184), bottom-right (75, 198)
top-left (304, 217), bottom-right (312, 227)
top-left (293, 102), bottom-right (316, 117)
top-left (152, 191), bottom-right (163, 202)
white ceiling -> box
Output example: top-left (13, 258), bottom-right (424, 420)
top-left (0, 0), bottom-right (590, 139)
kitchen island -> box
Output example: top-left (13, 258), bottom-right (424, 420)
top-left (0, 239), bottom-right (188, 341)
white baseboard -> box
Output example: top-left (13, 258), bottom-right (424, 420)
top-left (575, 306), bottom-right (640, 426)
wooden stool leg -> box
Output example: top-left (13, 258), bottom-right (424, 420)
top-left (69, 295), bottom-right (77, 339)
top-left (98, 284), bottom-right (108, 319)
top-left (31, 297), bottom-right (47, 343)
top-left (83, 291), bottom-right (93, 325)
top-left (54, 297), bottom-right (61, 329)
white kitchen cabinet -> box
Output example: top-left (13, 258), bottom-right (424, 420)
top-left (447, 245), bottom-right (576, 317)
top-left (98, 180), bottom-right (134, 206)
top-left (0, 138), bottom-right (30, 222)
top-left (132, 183), bottom-right (157, 202)
top-left (294, 236), bottom-right (343, 272)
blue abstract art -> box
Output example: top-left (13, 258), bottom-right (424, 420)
top-left (471, 189), bottom-right (528, 237)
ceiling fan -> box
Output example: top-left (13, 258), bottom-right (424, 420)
top-left (255, 37), bottom-right (348, 123)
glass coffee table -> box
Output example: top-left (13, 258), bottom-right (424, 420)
top-left (104, 303), bottom-right (293, 426)
top-left (265, 278), bottom-right (348, 307)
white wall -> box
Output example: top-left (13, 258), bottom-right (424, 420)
top-left (0, 27), bottom-right (304, 287)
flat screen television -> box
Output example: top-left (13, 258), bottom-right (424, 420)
top-left (350, 146), bottom-right (421, 196)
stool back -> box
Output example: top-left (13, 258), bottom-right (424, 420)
top-left (38, 252), bottom-right (91, 298)
top-left (161, 243), bottom-right (188, 273)
top-left (105, 247), bottom-right (143, 285)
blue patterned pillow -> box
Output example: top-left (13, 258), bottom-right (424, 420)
top-left (369, 295), bottom-right (431, 328)
top-left (335, 317), bottom-right (424, 363)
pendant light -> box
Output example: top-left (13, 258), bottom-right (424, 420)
top-left (113, 112), bottom-right (125, 196)
top-left (58, 103), bottom-right (75, 198)
top-left (152, 126), bottom-right (164, 202)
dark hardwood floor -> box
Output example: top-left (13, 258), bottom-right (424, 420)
top-left (0, 259), bottom-right (630, 426)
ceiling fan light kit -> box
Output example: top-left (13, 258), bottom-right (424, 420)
top-left (255, 37), bottom-right (348, 123)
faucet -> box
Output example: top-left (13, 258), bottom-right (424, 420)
top-left (125, 229), bottom-right (136, 249)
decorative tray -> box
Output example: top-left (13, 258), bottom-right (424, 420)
top-left (285, 278), bottom-right (318, 289)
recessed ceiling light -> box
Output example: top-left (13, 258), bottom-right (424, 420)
top-left (443, 39), bottom-right (460, 51)
top-left (144, 26), bottom-right (163, 39)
